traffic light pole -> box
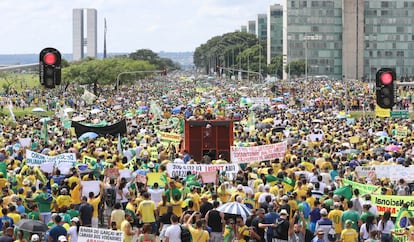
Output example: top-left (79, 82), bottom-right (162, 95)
top-left (116, 70), bottom-right (163, 91)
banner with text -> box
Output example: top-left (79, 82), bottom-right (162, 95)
top-left (230, 142), bottom-right (287, 163)
top-left (371, 194), bottom-right (414, 216)
top-left (355, 165), bottom-right (414, 181)
top-left (25, 150), bottom-right (76, 174)
top-left (167, 163), bottom-right (239, 180)
top-left (78, 226), bottom-right (123, 242)
top-left (342, 179), bottom-right (379, 194)
top-left (159, 132), bottom-right (181, 143)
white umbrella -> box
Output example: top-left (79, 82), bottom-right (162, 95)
top-left (217, 202), bottom-right (252, 217)
top-left (32, 108), bottom-right (45, 112)
top-left (113, 105), bottom-right (122, 110)
top-left (39, 117), bottom-right (51, 123)
top-left (64, 107), bottom-right (75, 113)
top-left (72, 116), bottom-right (86, 122)
top-left (90, 109), bottom-right (101, 114)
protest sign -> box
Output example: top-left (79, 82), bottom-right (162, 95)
top-left (200, 171), bottom-right (217, 184)
top-left (119, 169), bottom-right (132, 180)
top-left (167, 163), bottom-right (239, 180)
top-left (395, 126), bottom-right (408, 139)
top-left (355, 165), bottom-right (414, 181)
top-left (249, 97), bottom-right (271, 105)
top-left (230, 142), bottom-right (287, 163)
top-left (104, 168), bottom-right (120, 179)
top-left (375, 105), bottom-right (390, 117)
top-left (19, 138), bottom-right (31, 147)
top-left (159, 132), bottom-right (181, 143)
top-left (25, 150), bottom-right (76, 174)
top-left (146, 172), bottom-right (166, 187)
top-left (78, 226), bottom-right (123, 242)
top-left (81, 181), bottom-right (101, 198)
top-left (308, 134), bottom-right (323, 142)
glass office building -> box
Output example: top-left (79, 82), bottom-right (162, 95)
top-left (267, 4), bottom-right (284, 65)
top-left (364, 1), bottom-right (414, 81)
top-left (248, 20), bottom-right (256, 35)
top-left (256, 14), bottom-right (268, 41)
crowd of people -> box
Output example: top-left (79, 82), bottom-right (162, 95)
top-left (0, 75), bottom-right (411, 242)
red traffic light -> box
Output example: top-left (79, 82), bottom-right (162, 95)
top-left (380, 72), bottom-right (393, 85)
top-left (43, 53), bottom-right (57, 65)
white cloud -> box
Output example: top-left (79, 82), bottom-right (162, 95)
top-left (0, 0), bottom-right (283, 54)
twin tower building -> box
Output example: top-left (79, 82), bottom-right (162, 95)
top-left (72, 8), bottom-right (97, 61)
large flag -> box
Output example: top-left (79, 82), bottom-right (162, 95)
top-left (334, 185), bottom-right (352, 200)
top-left (81, 89), bottom-right (97, 105)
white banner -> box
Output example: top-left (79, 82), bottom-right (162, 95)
top-left (166, 163), bottom-right (239, 180)
top-left (78, 226), bottom-right (123, 242)
top-left (230, 142), bottom-right (287, 163)
top-left (81, 181), bottom-right (101, 198)
top-left (25, 150), bottom-right (76, 174)
top-left (355, 165), bottom-right (414, 181)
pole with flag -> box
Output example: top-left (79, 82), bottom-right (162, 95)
top-left (7, 98), bottom-right (15, 122)
top-left (117, 133), bottom-right (124, 156)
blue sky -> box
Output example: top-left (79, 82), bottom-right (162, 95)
top-left (0, 0), bottom-right (282, 54)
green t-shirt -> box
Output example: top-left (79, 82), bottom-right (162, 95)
top-left (34, 192), bottom-right (53, 213)
top-left (341, 210), bottom-right (360, 230)
top-left (28, 211), bottom-right (40, 220)
top-left (67, 209), bottom-right (80, 218)
top-left (0, 162), bottom-right (7, 178)
top-left (360, 211), bottom-right (374, 223)
top-left (165, 188), bottom-right (182, 202)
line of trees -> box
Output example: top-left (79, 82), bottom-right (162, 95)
top-left (193, 31), bottom-right (306, 79)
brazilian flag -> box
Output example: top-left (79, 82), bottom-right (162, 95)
top-left (396, 207), bottom-right (413, 229)
top-left (334, 185), bottom-right (352, 200)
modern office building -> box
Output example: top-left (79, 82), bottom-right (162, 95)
top-left (73, 8), bottom-right (97, 61)
top-left (256, 14), bottom-right (268, 41)
top-left (282, 0), bottom-right (414, 80)
top-left (241, 25), bottom-right (247, 33)
top-left (248, 20), bottom-right (256, 34)
top-left (267, 4), bottom-right (283, 65)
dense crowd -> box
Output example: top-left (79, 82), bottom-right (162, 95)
top-left (0, 76), bottom-right (412, 242)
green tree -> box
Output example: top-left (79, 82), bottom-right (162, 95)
top-left (268, 55), bottom-right (283, 79)
top-left (62, 57), bottom-right (156, 95)
top-left (129, 49), bottom-right (180, 70)
top-left (287, 60), bottom-right (306, 77)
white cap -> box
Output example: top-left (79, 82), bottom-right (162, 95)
top-left (320, 208), bottom-right (328, 215)
top-left (31, 234), bottom-right (40, 242)
top-left (58, 236), bottom-right (67, 242)
top-left (264, 185), bottom-right (271, 190)
top-left (279, 209), bottom-right (288, 215)
top-left (237, 185), bottom-right (243, 190)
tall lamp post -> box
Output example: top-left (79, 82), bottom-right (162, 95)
top-left (303, 34), bottom-right (322, 81)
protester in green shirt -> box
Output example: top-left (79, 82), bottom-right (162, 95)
top-left (34, 187), bottom-right (53, 223)
top-left (28, 204), bottom-right (41, 221)
top-left (341, 201), bottom-right (360, 231)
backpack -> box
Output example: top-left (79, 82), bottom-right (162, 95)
top-left (105, 187), bottom-right (117, 207)
top-left (180, 225), bottom-right (192, 242)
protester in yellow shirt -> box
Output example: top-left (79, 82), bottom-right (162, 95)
top-left (56, 188), bottom-right (72, 209)
top-left (185, 212), bottom-right (209, 242)
top-left (328, 202), bottom-right (343, 237)
top-left (137, 192), bottom-right (157, 225)
top-left (68, 171), bottom-right (80, 188)
top-left (230, 185), bottom-right (246, 202)
top-left (88, 183), bottom-right (104, 228)
top-left (217, 183), bottom-right (231, 203)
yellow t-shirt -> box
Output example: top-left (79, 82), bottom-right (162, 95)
top-left (187, 193), bottom-right (200, 211)
top-left (138, 200), bottom-right (156, 223)
top-left (217, 188), bottom-right (231, 203)
top-left (340, 228), bottom-right (358, 242)
top-left (237, 225), bottom-right (250, 242)
top-left (56, 195), bottom-right (72, 208)
top-left (121, 220), bottom-right (133, 242)
top-left (188, 226), bottom-right (209, 242)
top-left (328, 209), bottom-right (343, 233)
top-left (71, 184), bottom-right (81, 205)
top-left (68, 176), bottom-right (80, 188)
top-left (7, 212), bottom-right (21, 223)
top-left (89, 196), bottom-right (101, 218)
top-left (111, 209), bottom-right (125, 230)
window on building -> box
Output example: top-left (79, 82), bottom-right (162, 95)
top-left (311, 1), bottom-right (319, 7)
top-left (397, 26), bottom-right (404, 33)
top-left (397, 51), bottom-right (404, 57)
top-left (377, 51), bottom-right (382, 57)
top-left (291, 1), bottom-right (296, 7)
top-left (385, 51), bottom-right (393, 57)
top-left (381, 1), bottom-right (389, 8)
top-left (381, 10), bottom-right (389, 16)
top-left (301, 1), bottom-right (307, 7)
top-left (311, 26), bottom-right (319, 32)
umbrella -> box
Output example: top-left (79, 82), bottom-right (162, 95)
top-left (385, 144), bottom-right (401, 152)
top-left (32, 108), bottom-right (45, 112)
top-left (138, 106), bottom-right (149, 111)
top-left (90, 109), bottom-right (101, 114)
top-left (64, 107), bottom-right (75, 113)
top-left (301, 107), bottom-right (311, 112)
top-left (341, 149), bottom-right (361, 155)
top-left (15, 219), bottom-right (48, 233)
top-left (277, 104), bottom-right (288, 109)
top-left (39, 117), bottom-right (50, 123)
top-left (72, 116), bottom-right (86, 122)
top-left (312, 119), bottom-right (323, 123)
top-left (256, 123), bottom-right (271, 129)
top-left (271, 97), bottom-right (284, 102)
top-left (172, 106), bottom-right (183, 114)
top-left (217, 202), bottom-right (252, 217)
top-left (375, 131), bottom-right (388, 137)
top-left (113, 105), bottom-right (122, 110)
top-left (79, 132), bottom-right (99, 140)
top-left (261, 118), bottom-right (274, 124)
